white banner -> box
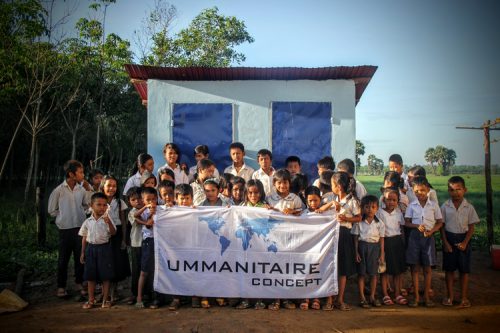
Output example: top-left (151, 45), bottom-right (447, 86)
top-left (153, 206), bottom-right (339, 298)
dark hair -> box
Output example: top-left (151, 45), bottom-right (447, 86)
top-left (126, 186), bottom-right (142, 201)
top-left (290, 173), bottom-right (308, 195)
top-left (383, 171), bottom-right (404, 190)
top-left (203, 178), bottom-right (221, 190)
top-left (140, 171), bottom-right (157, 187)
top-left (91, 192), bottom-right (108, 203)
top-left (163, 143), bottom-right (181, 160)
top-left (286, 155), bottom-right (301, 166)
top-left (389, 154), bottom-right (403, 165)
top-left (175, 183), bottom-right (193, 197)
top-left (408, 165), bottom-right (426, 177)
top-left (304, 185), bottom-right (321, 198)
top-left (158, 180), bottom-right (175, 192)
top-left (412, 176), bottom-right (430, 188)
top-left (141, 186), bottom-right (158, 197)
top-left (158, 167), bottom-right (175, 180)
top-left (197, 159), bottom-right (215, 172)
top-left (448, 175), bottom-right (465, 188)
top-left (319, 170), bottom-right (334, 193)
top-left (230, 176), bottom-right (246, 188)
top-left (382, 187), bottom-right (400, 201)
top-left (100, 175), bottom-right (122, 211)
top-left (245, 179), bottom-right (266, 203)
top-left (221, 173), bottom-right (233, 192)
top-left (257, 149), bottom-right (272, 160)
top-left (317, 156), bottom-right (335, 170)
top-left (360, 195), bottom-right (380, 221)
top-left (273, 168), bottom-right (292, 184)
top-left (194, 144), bottom-right (209, 156)
top-left (331, 171), bottom-right (357, 198)
top-left (64, 160), bottom-right (83, 178)
top-left (337, 159), bottom-right (355, 175)
top-left (131, 153), bottom-right (153, 176)
top-left (89, 168), bottom-right (104, 180)
top-left (229, 142), bottom-right (245, 152)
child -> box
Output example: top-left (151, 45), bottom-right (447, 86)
top-left (252, 149), bottom-right (275, 197)
top-left (312, 156), bottom-right (335, 188)
top-left (224, 142), bottom-right (255, 183)
top-left (230, 176), bottom-right (246, 205)
top-left (141, 171), bottom-right (158, 189)
top-left (337, 158), bottom-right (367, 199)
top-left (99, 175), bottom-right (131, 302)
top-left (191, 159), bottom-right (216, 205)
top-left (378, 188), bottom-right (408, 306)
top-left (299, 185), bottom-right (323, 311)
top-left (440, 176), bottom-right (480, 308)
top-left (158, 143), bottom-right (189, 185)
top-left (48, 160), bottom-right (93, 298)
top-left (290, 173), bottom-right (308, 206)
top-left (319, 170), bottom-right (335, 201)
top-left (158, 180), bottom-right (176, 207)
top-left (388, 154), bottom-right (409, 193)
top-left (126, 186), bottom-right (143, 305)
top-left (158, 167), bottom-right (175, 183)
top-left (285, 155), bottom-right (302, 176)
top-left (221, 173), bottom-right (234, 202)
top-left (188, 145), bottom-right (220, 183)
top-left (379, 171), bottom-right (409, 213)
top-left (405, 177), bottom-right (443, 307)
top-left (352, 195), bottom-right (385, 308)
top-left (406, 166), bottom-right (439, 204)
top-left (79, 192), bottom-right (116, 309)
top-left (88, 168), bottom-right (104, 192)
top-left (123, 153), bottom-right (154, 195)
top-left (134, 187), bottom-right (159, 309)
top-left (200, 178), bottom-right (224, 206)
top-left (318, 171), bottom-right (361, 310)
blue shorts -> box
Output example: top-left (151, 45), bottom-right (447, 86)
top-left (357, 241), bottom-right (380, 276)
top-left (405, 229), bottom-right (436, 266)
top-left (84, 243), bottom-right (114, 282)
top-left (443, 231), bottom-right (471, 273)
top-left (141, 238), bottom-right (155, 273)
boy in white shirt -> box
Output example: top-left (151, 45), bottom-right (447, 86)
top-left (224, 142), bottom-right (254, 183)
top-left (252, 149), bottom-right (275, 197)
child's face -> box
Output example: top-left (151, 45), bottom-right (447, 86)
top-left (331, 180), bottom-right (340, 195)
top-left (198, 165), bottom-right (215, 182)
top-left (317, 166), bottom-right (328, 176)
top-left (204, 184), bottom-right (219, 202)
top-left (102, 179), bottom-right (117, 198)
top-left (159, 187), bottom-right (175, 205)
top-left (128, 195), bottom-right (143, 209)
top-left (176, 194), bottom-right (193, 207)
top-left (363, 202), bottom-right (379, 218)
top-left (143, 159), bottom-right (155, 173)
top-left (382, 179), bottom-right (394, 189)
top-left (91, 198), bottom-right (108, 216)
top-left (407, 172), bottom-right (415, 186)
top-left (413, 184), bottom-right (430, 202)
top-left (274, 179), bottom-right (290, 196)
top-left (232, 183), bottom-right (244, 201)
top-left (383, 192), bottom-right (398, 211)
top-left (307, 194), bottom-right (321, 211)
top-left (71, 167), bottom-right (85, 183)
top-left (389, 161), bottom-right (403, 175)
top-left (258, 154), bottom-right (272, 170)
top-left (160, 174), bottom-right (174, 182)
top-left (142, 193), bottom-right (158, 208)
top-left (247, 185), bottom-right (261, 204)
top-left (222, 187), bottom-right (231, 198)
top-left (448, 182), bottom-right (466, 201)
top-left (164, 147), bottom-right (178, 165)
top-left (195, 152), bottom-right (208, 162)
top-left (287, 162), bottom-right (301, 176)
top-left (91, 173), bottom-right (103, 187)
top-left (143, 178), bottom-right (156, 188)
top-left (230, 148), bottom-right (244, 164)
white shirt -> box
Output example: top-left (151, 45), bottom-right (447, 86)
top-left (379, 190), bottom-right (409, 213)
top-left (141, 208), bottom-right (154, 239)
top-left (338, 194), bottom-right (361, 229)
top-left (128, 208), bottom-right (143, 247)
top-left (158, 163), bottom-right (189, 185)
top-left (441, 198), bottom-right (480, 234)
top-left (224, 163), bottom-right (255, 183)
top-left (191, 181), bottom-right (205, 206)
top-left (351, 218), bottom-right (385, 243)
top-left (267, 192), bottom-right (304, 212)
top-left (188, 165), bottom-right (220, 183)
top-left (252, 168), bottom-right (275, 197)
top-left (79, 214), bottom-right (115, 244)
top-left (123, 171), bottom-right (141, 195)
top-left (356, 180), bottom-right (368, 199)
top-left (377, 208), bottom-right (404, 237)
top-left (405, 199), bottom-right (442, 231)
top-left (107, 198), bottom-right (127, 226)
top-left (401, 172), bottom-right (410, 191)
top-left (48, 180), bottom-right (92, 230)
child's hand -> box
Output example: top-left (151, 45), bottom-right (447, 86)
top-left (103, 215), bottom-right (112, 225)
top-left (82, 180), bottom-right (92, 191)
top-left (282, 208), bottom-right (298, 215)
top-left (423, 230), bottom-right (433, 238)
top-left (355, 253), bottom-right (361, 263)
top-left (456, 242), bottom-right (467, 252)
top-left (80, 253), bottom-right (85, 264)
top-left (444, 242), bottom-right (453, 253)
top-left (338, 214), bottom-right (347, 222)
top-left (418, 225), bottom-right (426, 233)
top-left (146, 217), bottom-right (154, 227)
top-left (379, 255), bottom-right (385, 264)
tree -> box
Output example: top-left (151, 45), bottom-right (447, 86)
top-left (424, 147), bottom-right (437, 174)
top-left (367, 154), bottom-right (384, 175)
top-left (355, 140), bottom-right (365, 169)
top-left (424, 145), bottom-right (457, 175)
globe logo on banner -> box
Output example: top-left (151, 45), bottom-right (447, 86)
top-left (198, 214), bottom-right (284, 256)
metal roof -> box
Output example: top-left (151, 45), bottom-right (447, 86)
top-left (124, 64), bottom-right (377, 106)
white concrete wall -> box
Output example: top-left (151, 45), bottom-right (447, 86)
top-left (147, 79), bottom-right (356, 170)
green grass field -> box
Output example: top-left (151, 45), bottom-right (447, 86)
top-left (358, 174), bottom-right (500, 249)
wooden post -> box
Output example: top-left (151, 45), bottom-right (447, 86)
top-left (36, 186), bottom-right (46, 246)
top-left (484, 121), bottom-right (493, 246)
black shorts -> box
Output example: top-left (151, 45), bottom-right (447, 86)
top-left (357, 241), bottom-right (380, 276)
top-left (443, 231), bottom-right (471, 273)
top-left (338, 226), bottom-right (357, 277)
top-left (84, 243), bottom-right (114, 282)
top-left (384, 235), bottom-right (406, 275)
top-left (141, 238), bottom-right (155, 273)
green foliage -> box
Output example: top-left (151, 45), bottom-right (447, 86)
top-left (425, 145), bottom-right (457, 175)
top-left (355, 140), bottom-right (365, 169)
top-left (367, 154), bottom-right (384, 175)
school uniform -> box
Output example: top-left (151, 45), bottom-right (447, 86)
top-left (200, 198), bottom-right (224, 206)
top-left (129, 208), bottom-right (143, 297)
top-left (140, 208), bottom-right (156, 274)
top-left (334, 194), bottom-right (361, 277)
top-left (48, 180), bottom-right (92, 289)
top-left (158, 163), bottom-right (189, 185)
top-left (377, 208), bottom-right (406, 275)
top-left (441, 199), bottom-right (480, 273)
top-left (356, 180), bottom-right (368, 199)
top-left (266, 192), bottom-right (305, 211)
top-left (123, 171), bottom-right (141, 195)
top-left (191, 181), bottom-right (206, 206)
top-left (79, 214), bottom-right (115, 282)
top-left (188, 165), bottom-right (220, 183)
top-left (224, 163), bottom-right (255, 183)
top-left (252, 167), bottom-right (275, 197)
top-left (405, 199), bottom-right (442, 266)
top-left (107, 198), bottom-right (131, 282)
top-left (352, 217), bottom-right (385, 276)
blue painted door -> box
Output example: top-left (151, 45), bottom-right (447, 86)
top-left (272, 102), bottom-right (332, 183)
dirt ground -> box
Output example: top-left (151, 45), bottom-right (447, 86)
top-left (1, 251), bottom-right (500, 333)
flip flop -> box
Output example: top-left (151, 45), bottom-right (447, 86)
top-left (311, 299), bottom-right (321, 310)
top-left (442, 298), bottom-right (453, 306)
top-left (299, 300), bottom-right (309, 310)
top-left (395, 295), bottom-right (408, 305)
top-left (82, 299), bottom-right (95, 309)
top-left (322, 302), bottom-right (334, 311)
top-left (457, 299), bottom-right (471, 308)
top-left (56, 289), bottom-right (68, 298)
top-left (383, 296), bottom-right (394, 305)
top-left (168, 299), bottom-right (181, 311)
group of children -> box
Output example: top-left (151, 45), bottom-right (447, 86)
top-left (48, 143), bottom-right (480, 311)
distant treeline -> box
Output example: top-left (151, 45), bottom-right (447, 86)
top-left (357, 165), bottom-right (499, 176)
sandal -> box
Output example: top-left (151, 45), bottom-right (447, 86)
top-left (311, 299), bottom-right (321, 310)
top-left (268, 300), bottom-right (280, 311)
top-left (201, 298), bottom-right (210, 309)
top-left (236, 300), bottom-right (251, 309)
top-left (82, 299), bottom-right (95, 309)
top-left (135, 301), bottom-right (145, 309)
top-left (282, 300), bottom-right (296, 309)
top-left (192, 297), bottom-right (201, 308)
top-left (168, 299), bottom-right (181, 311)
top-left (442, 298), bottom-right (453, 306)
top-left (371, 298), bottom-right (382, 307)
top-left (149, 300), bottom-right (160, 309)
top-left (395, 295), bottom-right (408, 305)
top-left (336, 302), bottom-right (352, 311)
top-left (299, 300), bottom-right (309, 310)
top-left (126, 296), bottom-right (136, 305)
top-left (254, 301), bottom-right (266, 310)
top-left (425, 300), bottom-right (435, 308)
top-left (322, 302), bottom-right (334, 311)
top-left (400, 288), bottom-right (408, 297)
top-left (216, 298), bottom-right (227, 306)
top-left (457, 299), bottom-right (471, 308)
top-left (408, 299), bottom-right (419, 308)
top-left (383, 296), bottom-right (394, 305)
top-left (56, 289), bottom-right (68, 298)
top-left (359, 299), bottom-right (371, 309)
top-left (101, 300), bottom-right (112, 308)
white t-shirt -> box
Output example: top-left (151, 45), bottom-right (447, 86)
top-left (405, 199), bottom-right (442, 231)
top-left (441, 199), bottom-right (480, 234)
top-left (79, 214), bottom-right (115, 244)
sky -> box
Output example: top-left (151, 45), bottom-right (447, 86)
top-left (53, 0), bottom-right (500, 166)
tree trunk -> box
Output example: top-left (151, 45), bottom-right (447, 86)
top-left (33, 141), bottom-right (40, 190)
top-left (95, 121), bottom-right (100, 168)
top-left (24, 132), bottom-right (37, 201)
top-left (71, 131), bottom-right (77, 160)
